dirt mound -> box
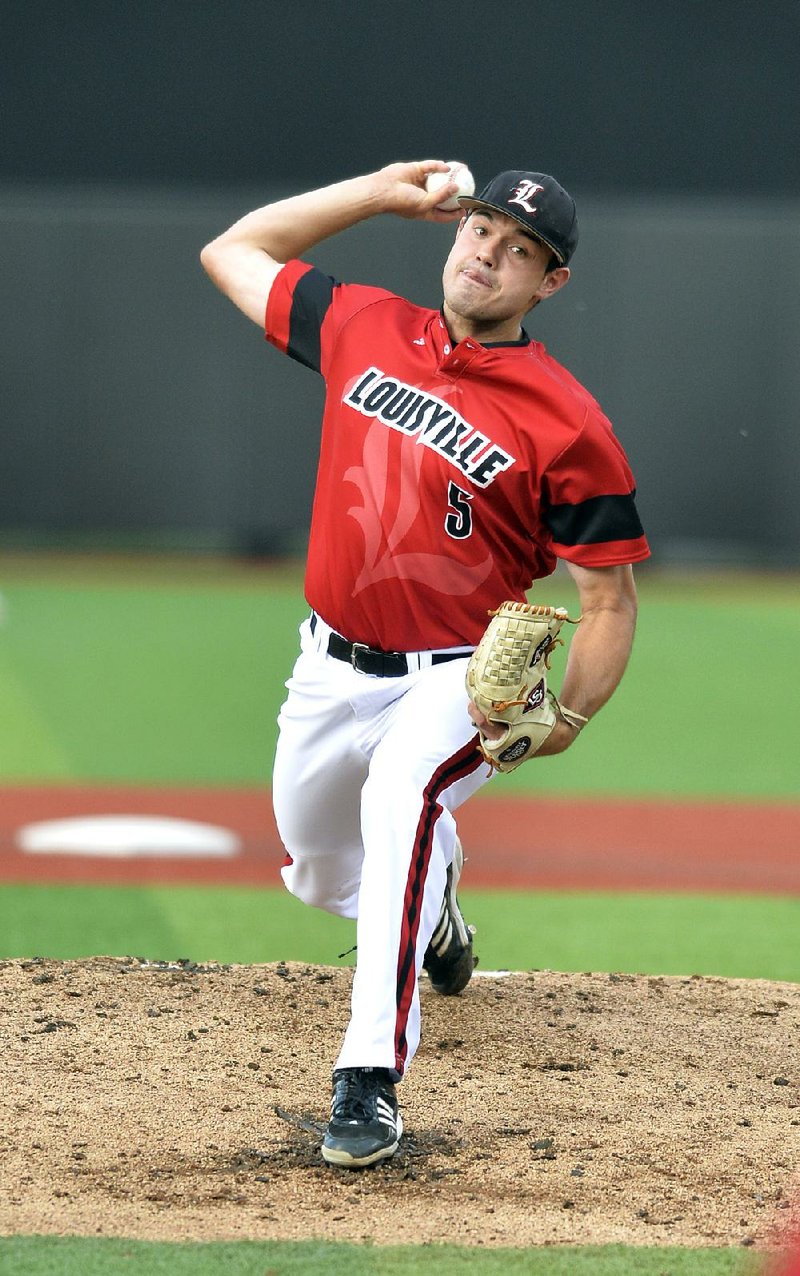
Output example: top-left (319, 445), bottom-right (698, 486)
top-left (1, 958), bottom-right (798, 1251)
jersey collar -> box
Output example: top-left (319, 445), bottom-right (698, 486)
top-left (482, 327), bottom-right (531, 348)
top-left (430, 311), bottom-right (531, 374)
top-left (434, 310), bottom-right (531, 350)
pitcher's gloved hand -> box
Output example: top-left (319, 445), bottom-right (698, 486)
top-left (465, 601), bottom-right (585, 772)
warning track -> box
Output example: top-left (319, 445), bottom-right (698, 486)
top-left (1, 785), bottom-right (798, 894)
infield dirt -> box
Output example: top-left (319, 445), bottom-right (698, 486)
top-left (1, 958), bottom-right (798, 1253)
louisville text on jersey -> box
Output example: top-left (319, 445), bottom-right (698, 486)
top-left (344, 367), bottom-right (516, 489)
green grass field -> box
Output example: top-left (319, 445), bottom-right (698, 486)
top-left (3, 883), bottom-right (799, 982)
top-left (0, 1236), bottom-right (759, 1276)
top-left (0, 557), bottom-right (797, 796)
top-left (0, 555), bottom-right (796, 1274)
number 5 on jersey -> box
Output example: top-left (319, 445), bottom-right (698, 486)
top-left (445, 481), bottom-right (474, 540)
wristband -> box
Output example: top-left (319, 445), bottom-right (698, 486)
top-left (559, 705), bottom-right (589, 733)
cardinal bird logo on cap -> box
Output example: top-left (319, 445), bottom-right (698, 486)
top-left (509, 180), bottom-right (544, 214)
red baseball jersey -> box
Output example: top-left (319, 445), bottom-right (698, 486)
top-left (265, 260), bottom-right (649, 651)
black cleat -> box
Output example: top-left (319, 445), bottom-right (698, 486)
top-left (321, 1066), bottom-right (403, 1168)
top-left (423, 838), bottom-right (476, 995)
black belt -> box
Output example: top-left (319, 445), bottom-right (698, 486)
top-left (310, 613), bottom-right (469, 678)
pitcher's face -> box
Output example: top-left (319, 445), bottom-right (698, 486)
top-left (442, 209), bottom-right (569, 341)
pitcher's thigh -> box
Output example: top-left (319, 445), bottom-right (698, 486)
top-left (364, 658), bottom-right (490, 819)
top-left (272, 655), bottom-right (369, 923)
top-left (272, 649), bottom-right (369, 855)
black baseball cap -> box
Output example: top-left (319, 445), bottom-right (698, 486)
top-left (458, 170), bottom-right (579, 266)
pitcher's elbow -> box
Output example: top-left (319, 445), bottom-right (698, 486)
top-left (199, 239), bottom-right (220, 277)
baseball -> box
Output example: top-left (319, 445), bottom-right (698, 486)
top-left (425, 161), bottom-right (475, 210)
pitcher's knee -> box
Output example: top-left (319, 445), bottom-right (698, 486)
top-left (281, 858), bottom-right (316, 906)
top-left (281, 855), bottom-right (359, 918)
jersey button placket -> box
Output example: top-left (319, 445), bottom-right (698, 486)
top-left (440, 341), bottom-right (481, 380)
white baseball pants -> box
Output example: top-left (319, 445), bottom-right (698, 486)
top-left (272, 615), bottom-right (492, 1079)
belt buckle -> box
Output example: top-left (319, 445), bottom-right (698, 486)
top-left (350, 641), bottom-right (370, 672)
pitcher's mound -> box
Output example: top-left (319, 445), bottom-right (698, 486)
top-left (1, 958), bottom-right (797, 1251)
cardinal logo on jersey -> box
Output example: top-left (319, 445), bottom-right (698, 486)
top-left (509, 180), bottom-right (544, 214)
top-left (344, 421), bottom-right (493, 598)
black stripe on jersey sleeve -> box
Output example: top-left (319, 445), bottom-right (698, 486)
top-left (287, 270), bottom-right (337, 372)
top-left (545, 491), bottom-right (645, 546)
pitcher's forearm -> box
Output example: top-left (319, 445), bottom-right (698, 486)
top-left (207, 173), bottom-right (389, 264)
top-left (200, 161), bottom-right (459, 325)
top-left (205, 160), bottom-right (459, 265)
top-left (559, 604), bottom-right (636, 721)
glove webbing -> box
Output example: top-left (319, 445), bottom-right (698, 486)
top-left (483, 605), bottom-right (573, 706)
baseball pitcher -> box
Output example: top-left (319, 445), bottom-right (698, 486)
top-left (201, 160), bottom-right (650, 1168)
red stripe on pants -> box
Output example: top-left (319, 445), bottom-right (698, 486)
top-left (393, 740), bottom-right (483, 1075)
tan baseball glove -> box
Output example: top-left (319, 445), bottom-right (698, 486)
top-left (465, 601), bottom-right (582, 772)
